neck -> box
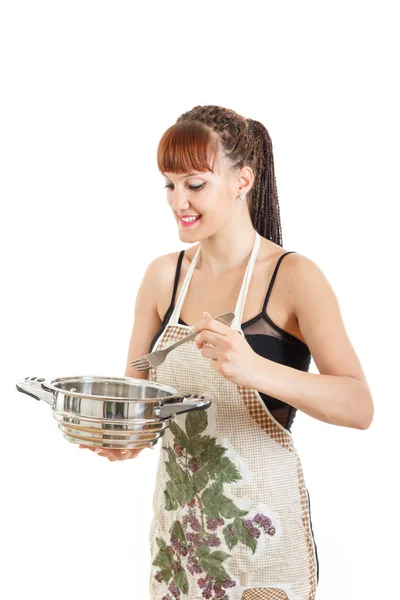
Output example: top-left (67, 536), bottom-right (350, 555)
top-left (197, 216), bottom-right (257, 276)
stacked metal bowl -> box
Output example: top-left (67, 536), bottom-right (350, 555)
top-left (16, 375), bottom-right (212, 449)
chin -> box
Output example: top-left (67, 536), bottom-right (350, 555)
top-left (178, 221), bottom-right (203, 235)
top-left (178, 231), bottom-right (202, 242)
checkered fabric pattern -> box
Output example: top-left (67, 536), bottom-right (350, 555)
top-left (148, 325), bottom-right (318, 600)
top-left (241, 589), bottom-right (289, 600)
top-left (237, 385), bottom-right (294, 453)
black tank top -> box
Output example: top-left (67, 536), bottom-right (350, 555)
top-left (149, 250), bottom-right (312, 431)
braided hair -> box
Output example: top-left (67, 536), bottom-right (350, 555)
top-left (157, 105), bottom-right (282, 246)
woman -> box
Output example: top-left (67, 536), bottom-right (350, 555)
top-left (80, 105), bottom-right (374, 599)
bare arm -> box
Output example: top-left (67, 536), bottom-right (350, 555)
top-left (251, 254), bottom-right (374, 429)
top-left (124, 256), bottom-right (164, 379)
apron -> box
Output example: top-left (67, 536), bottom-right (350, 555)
top-left (148, 230), bottom-right (319, 600)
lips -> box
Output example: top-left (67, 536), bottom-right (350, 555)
top-left (179, 215), bottom-right (202, 227)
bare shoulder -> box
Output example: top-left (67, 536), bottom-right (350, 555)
top-left (272, 249), bottom-right (341, 322)
top-left (149, 249), bottom-right (185, 283)
top-left (148, 249), bottom-right (188, 298)
top-left (124, 250), bottom-right (187, 378)
top-left (147, 248), bottom-right (193, 319)
top-left (275, 249), bottom-right (323, 275)
top-left (279, 250), bottom-right (371, 387)
top-left (276, 251), bottom-right (336, 306)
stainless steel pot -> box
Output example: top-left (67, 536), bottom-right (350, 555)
top-left (16, 375), bottom-right (212, 449)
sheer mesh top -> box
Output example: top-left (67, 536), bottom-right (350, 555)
top-left (149, 250), bottom-right (312, 431)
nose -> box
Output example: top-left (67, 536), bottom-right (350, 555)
top-left (169, 189), bottom-right (191, 214)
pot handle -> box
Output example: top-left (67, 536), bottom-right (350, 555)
top-left (156, 393), bottom-right (212, 420)
top-left (16, 377), bottom-right (54, 406)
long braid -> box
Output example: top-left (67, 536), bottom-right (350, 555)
top-left (158, 105), bottom-right (283, 246)
top-left (247, 118), bottom-right (282, 246)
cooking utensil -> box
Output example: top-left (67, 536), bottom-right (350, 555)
top-left (16, 375), bottom-right (212, 449)
top-left (129, 311), bottom-right (235, 371)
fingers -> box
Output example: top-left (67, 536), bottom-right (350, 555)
top-left (97, 449), bottom-right (127, 461)
top-left (191, 316), bottom-right (230, 336)
top-left (194, 329), bottom-right (228, 349)
top-left (78, 444), bottom-right (142, 461)
top-left (96, 449), bottom-right (121, 461)
top-left (79, 445), bottom-right (116, 459)
top-left (78, 444), bottom-right (97, 452)
top-left (109, 449), bottom-right (143, 461)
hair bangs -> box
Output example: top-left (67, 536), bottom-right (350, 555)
top-left (157, 121), bottom-right (220, 176)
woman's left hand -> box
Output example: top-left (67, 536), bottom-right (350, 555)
top-left (191, 311), bottom-right (262, 388)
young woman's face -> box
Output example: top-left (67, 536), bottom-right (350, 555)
top-left (162, 161), bottom-right (238, 239)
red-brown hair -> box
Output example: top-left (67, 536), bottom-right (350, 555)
top-left (157, 105), bottom-right (283, 245)
top-left (157, 120), bottom-right (221, 176)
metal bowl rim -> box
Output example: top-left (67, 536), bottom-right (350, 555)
top-left (41, 375), bottom-right (178, 402)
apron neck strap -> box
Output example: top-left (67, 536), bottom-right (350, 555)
top-left (169, 230), bottom-right (261, 331)
top-left (169, 244), bottom-right (201, 326)
top-left (231, 230), bottom-right (260, 330)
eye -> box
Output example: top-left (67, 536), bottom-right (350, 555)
top-left (164, 183), bottom-right (206, 191)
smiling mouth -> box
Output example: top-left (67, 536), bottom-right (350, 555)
top-left (179, 215), bottom-right (201, 222)
top-left (179, 215), bottom-right (202, 227)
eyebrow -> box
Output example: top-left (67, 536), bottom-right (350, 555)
top-left (161, 172), bottom-right (200, 179)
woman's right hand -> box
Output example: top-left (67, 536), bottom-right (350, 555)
top-left (78, 444), bottom-right (151, 461)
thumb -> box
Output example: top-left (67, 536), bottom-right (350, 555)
top-left (203, 311), bottom-right (212, 319)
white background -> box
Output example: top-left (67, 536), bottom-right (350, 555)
top-left (1, 1), bottom-right (399, 599)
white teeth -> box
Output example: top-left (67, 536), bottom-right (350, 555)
top-left (181, 216), bottom-right (200, 222)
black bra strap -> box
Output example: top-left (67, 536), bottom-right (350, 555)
top-left (163, 250), bottom-right (185, 322)
top-left (262, 251), bottom-right (296, 313)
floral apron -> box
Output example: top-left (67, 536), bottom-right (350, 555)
top-left (148, 230), bottom-right (319, 600)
